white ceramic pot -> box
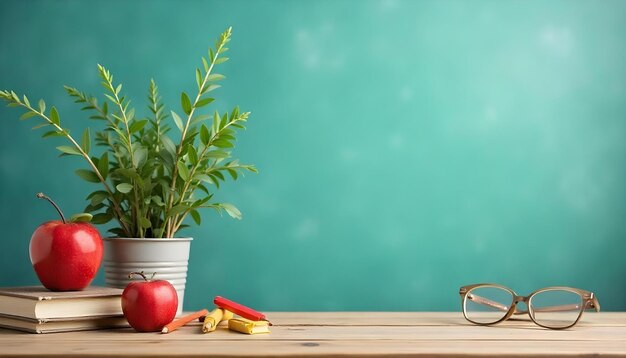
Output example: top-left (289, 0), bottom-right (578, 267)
top-left (102, 238), bottom-right (192, 316)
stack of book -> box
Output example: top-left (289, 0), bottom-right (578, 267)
top-left (0, 286), bottom-right (127, 333)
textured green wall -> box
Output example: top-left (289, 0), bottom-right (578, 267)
top-left (1, 0), bottom-right (625, 311)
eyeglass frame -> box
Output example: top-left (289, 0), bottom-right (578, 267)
top-left (459, 283), bottom-right (600, 330)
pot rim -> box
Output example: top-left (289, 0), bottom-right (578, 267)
top-left (103, 237), bottom-right (193, 242)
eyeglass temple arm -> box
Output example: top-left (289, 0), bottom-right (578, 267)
top-left (467, 294), bottom-right (599, 314)
top-left (466, 294), bottom-right (510, 312)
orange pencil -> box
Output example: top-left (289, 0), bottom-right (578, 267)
top-left (161, 309), bottom-right (208, 334)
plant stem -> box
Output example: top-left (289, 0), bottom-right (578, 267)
top-left (36, 192), bottom-right (66, 223)
top-left (111, 81), bottom-right (142, 237)
top-left (149, 79), bottom-right (163, 153)
top-left (164, 33), bottom-right (229, 238)
top-left (170, 115), bottom-right (247, 233)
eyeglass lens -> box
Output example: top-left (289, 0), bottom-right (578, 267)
top-left (464, 286), bottom-right (513, 324)
top-left (529, 289), bottom-right (583, 328)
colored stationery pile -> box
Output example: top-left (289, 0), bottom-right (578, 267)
top-left (0, 286), bottom-right (127, 333)
top-left (162, 296), bottom-right (270, 335)
top-left (215, 296), bottom-right (271, 334)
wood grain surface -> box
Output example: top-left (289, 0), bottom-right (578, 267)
top-left (0, 312), bottom-right (624, 357)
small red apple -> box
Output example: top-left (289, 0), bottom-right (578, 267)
top-left (30, 193), bottom-right (103, 291)
top-left (122, 271), bottom-right (178, 332)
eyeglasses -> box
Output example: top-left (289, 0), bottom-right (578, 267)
top-left (459, 284), bottom-right (600, 329)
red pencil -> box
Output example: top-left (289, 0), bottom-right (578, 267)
top-left (214, 296), bottom-right (269, 323)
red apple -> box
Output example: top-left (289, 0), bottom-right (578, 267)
top-left (122, 271), bottom-right (178, 332)
top-left (30, 193), bottom-right (103, 291)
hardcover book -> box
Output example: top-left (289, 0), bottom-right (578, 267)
top-left (0, 286), bottom-right (123, 320)
top-left (0, 314), bottom-right (128, 334)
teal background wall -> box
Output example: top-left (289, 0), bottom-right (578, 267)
top-left (1, 0), bottom-right (625, 311)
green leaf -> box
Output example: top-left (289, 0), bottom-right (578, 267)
top-left (114, 168), bottom-right (140, 180)
top-left (91, 213), bottom-right (113, 224)
top-left (108, 227), bottom-right (126, 236)
top-left (9, 90), bottom-right (19, 102)
top-left (49, 106), bottom-right (60, 125)
top-left (194, 174), bottom-right (213, 184)
top-left (220, 203), bottom-right (242, 220)
top-left (212, 170), bottom-right (225, 181)
top-left (161, 135), bottom-right (177, 155)
top-left (82, 128), bottom-right (90, 154)
top-left (129, 119), bottom-right (148, 133)
top-left (42, 130), bottom-right (63, 138)
top-left (171, 111), bottom-right (184, 132)
top-left (104, 94), bottom-right (116, 104)
top-left (191, 114), bottom-right (211, 125)
top-left (142, 177), bottom-right (153, 193)
top-left (127, 108), bottom-right (135, 122)
top-left (89, 191), bottom-right (109, 205)
top-left (181, 92), bottom-right (192, 115)
top-left (31, 123), bottom-right (49, 130)
top-left (86, 190), bottom-right (107, 200)
top-left (212, 138), bottom-right (233, 148)
top-left (70, 213), bottom-right (93, 223)
top-left (116, 183), bottom-right (133, 193)
top-left (187, 146), bottom-right (198, 165)
top-left (151, 196), bottom-right (165, 206)
top-left (202, 84), bottom-right (221, 93)
top-left (209, 174), bottom-right (221, 188)
top-left (20, 111), bottom-right (37, 120)
top-left (200, 125), bottom-right (210, 145)
top-left (195, 68), bottom-right (202, 90)
top-left (134, 147), bottom-right (148, 166)
top-left (190, 209), bottom-right (201, 225)
top-left (38, 99), bottom-right (46, 113)
top-left (75, 169), bottom-right (100, 183)
top-left (139, 217), bottom-right (152, 228)
top-left (202, 57), bottom-right (209, 72)
top-left (211, 111), bottom-right (220, 133)
top-left (85, 202), bottom-right (105, 212)
top-left (204, 150), bottom-right (229, 159)
top-left (57, 145), bottom-right (81, 156)
top-left (195, 97), bottom-right (214, 108)
top-left (197, 183), bottom-right (210, 194)
top-left (177, 161), bottom-right (189, 181)
top-left (169, 204), bottom-right (189, 217)
top-left (214, 57), bottom-right (229, 64)
top-left (98, 152), bottom-right (109, 180)
top-left (207, 74), bottom-right (225, 82)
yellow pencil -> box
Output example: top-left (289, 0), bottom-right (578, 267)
top-left (202, 308), bottom-right (233, 333)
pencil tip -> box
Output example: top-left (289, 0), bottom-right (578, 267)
top-left (161, 327), bottom-right (168, 333)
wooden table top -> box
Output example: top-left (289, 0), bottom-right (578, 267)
top-left (1, 312), bottom-right (625, 357)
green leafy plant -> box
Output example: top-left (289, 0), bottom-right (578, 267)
top-left (0, 27), bottom-right (257, 238)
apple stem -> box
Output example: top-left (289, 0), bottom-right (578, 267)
top-left (128, 271), bottom-right (157, 281)
top-left (36, 192), bottom-right (66, 224)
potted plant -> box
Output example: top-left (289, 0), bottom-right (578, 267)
top-left (0, 27), bottom-right (257, 314)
